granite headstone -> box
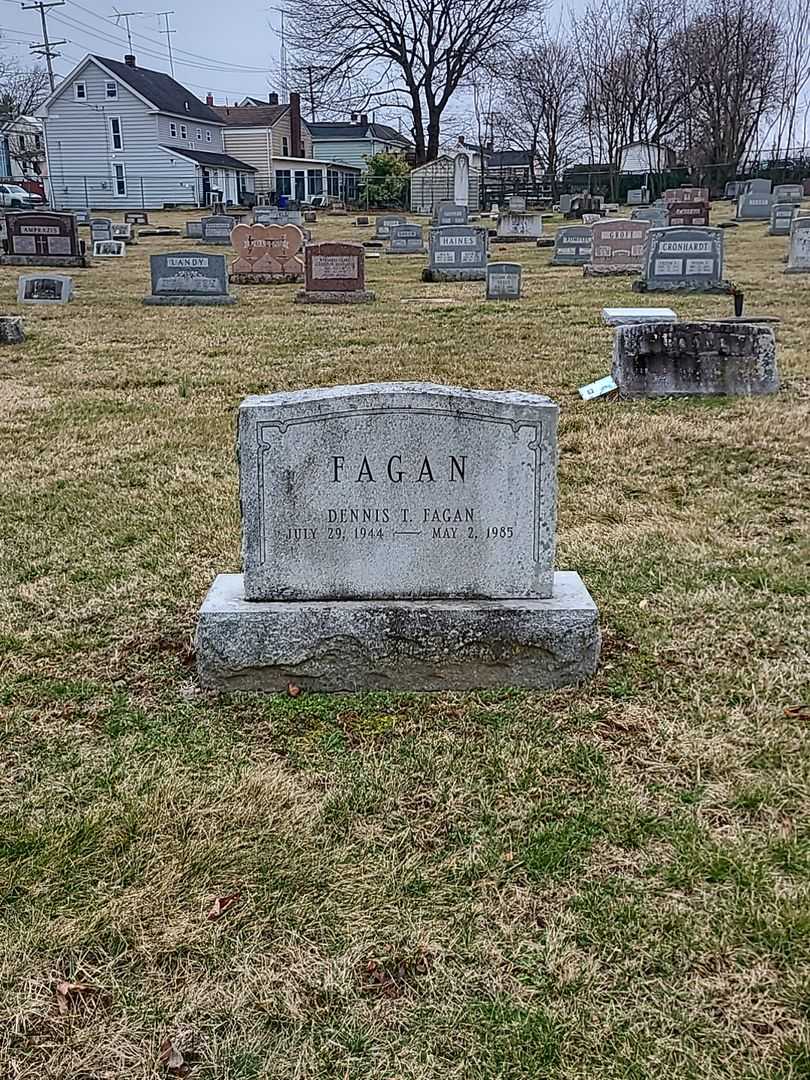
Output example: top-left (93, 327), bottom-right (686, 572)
top-left (486, 261), bottom-right (522, 299)
top-left (144, 251), bottom-right (234, 305)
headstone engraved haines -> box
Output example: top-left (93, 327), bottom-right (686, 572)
top-left (1, 212), bottom-right (88, 268)
top-left (736, 192), bottom-right (773, 220)
top-left (17, 273), bottom-right (73, 304)
top-left (387, 223), bottom-right (424, 254)
top-left (375, 214), bottom-right (407, 240)
top-left (635, 226), bottom-right (729, 293)
top-left (195, 382), bottom-right (600, 692)
top-left (769, 203), bottom-right (797, 236)
top-left (551, 225), bottom-right (593, 266)
top-left (495, 210), bottom-right (546, 244)
top-left (486, 261), bottom-right (521, 299)
top-left (773, 183), bottom-right (803, 205)
top-left (785, 215), bottom-right (810, 273)
top-left (144, 252), bottom-right (235, 305)
top-left (296, 241), bottom-right (375, 303)
top-left (631, 205), bottom-right (669, 228)
top-left (584, 219), bottom-right (650, 276)
top-left (90, 218), bottom-right (113, 243)
top-left (434, 201), bottom-right (468, 226)
top-left (424, 225), bottom-right (488, 281)
top-left (230, 223), bottom-right (305, 283)
top-left (201, 216), bottom-right (234, 244)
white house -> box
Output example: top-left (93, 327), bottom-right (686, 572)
top-left (0, 115), bottom-right (47, 181)
top-left (620, 141), bottom-right (677, 174)
top-left (309, 115), bottom-right (412, 171)
top-left (38, 53), bottom-right (256, 209)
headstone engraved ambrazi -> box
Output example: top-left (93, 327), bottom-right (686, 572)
top-left (387, 223), bottom-right (424, 255)
top-left (296, 241), bottom-right (375, 303)
top-left (195, 382), bottom-right (601, 692)
top-left (230, 223), bottom-right (305, 284)
top-left (634, 226), bottom-right (730, 293)
top-left (551, 225), bottom-right (593, 266)
top-left (495, 210), bottom-right (548, 245)
top-left (375, 214), bottom-right (407, 240)
top-left (93, 240), bottom-right (125, 257)
top-left (613, 322), bottom-right (779, 397)
top-left (785, 215), bottom-right (810, 273)
top-left (124, 211), bottom-right (149, 225)
top-left (773, 184), bottom-right (804, 205)
top-left (144, 251), bottom-right (235, 305)
top-left (433, 201), bottom-right (469, 226)
top-left (1, 211), bottom-right (89, 268)
top-left (90, 218), bottom-right (113, 243)
top-left (668, 201), bottom-right (709, 227)
top-left (486, 261), bottom-right (521, 300)
top-left (631, 205), bottom-right (669, 227)
top-left (584, 219), bottom-right (650, 276)
top-left (423, 225), bottom-right (488, 281)
top-left (769, 203), bottom-right (797, 236)
top-left (736, 192), bottom-right (773, 220)
top-left (17, 273), bottom-right (73, 304)
top-left (201, 216), bottom-right (234, 244)
top-left (185, 220), bottom-right (204, 239)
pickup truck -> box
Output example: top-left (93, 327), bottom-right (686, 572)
top-left (0, 182), bottom-right (44, 209)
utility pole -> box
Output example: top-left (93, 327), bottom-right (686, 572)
top-left (307, 65), bottom-right (315, 122)
top-left (111, 9), bottom-right (144, 55)
top-left (270, 7), bottom-right (287, 98)
top-left (21, 0), bottom-right (66, 92)
top-left (156, 10), bottom-right (175, 76)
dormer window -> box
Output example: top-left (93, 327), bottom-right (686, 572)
top-left (184, 100), bottom-right (190, 111)
top-left (105, 81), bottom-right (118, 99)
top-left (74, 81), bottom-right (87, 101)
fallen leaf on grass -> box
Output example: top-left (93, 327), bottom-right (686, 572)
top-left (784, 704), bottom-right (810, 721)
top-left (55, 981), bottom-right (99, 1015)
top-left (207, 890), bottom-right (241, 921)
top-left (159, 1036), bottom-right (192, 1077)
top-left (287, 683), bottom-right (301, 697)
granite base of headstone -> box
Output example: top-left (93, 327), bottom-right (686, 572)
top-left (0, 315), bottom-right (24, 343)
top-left (613, 322), bottom-right (779, 397)
top-left (229, 223), bottom-right (305, 284)
top-left (195, 382), bottom-right (600, 693)
top-left (296, 242), bottom-right (375, 304)
top-left (17, 273), bottom-right (73, 304)
top-left (143, 251), bottom-right (235, 306)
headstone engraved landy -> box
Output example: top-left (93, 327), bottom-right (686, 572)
top-left (230, 223), bottom-right (305, 283)
top-left (423, 225), bottom-right (488, 281)
top-left (144, 251), bottom-right (235, 305)
top-left (296, 241), bottom-right (375, 303)
top-left (195, 382), bottom-right (600, 692)
top-left (1, 211), bottom-right (89, 268)
top-left (584, 219), bottom-right (649, 276)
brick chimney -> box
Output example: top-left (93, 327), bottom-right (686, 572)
top-left (268, 92), bottom-right (279, 106)
top-left (360, 113), bottom-right (368, 127)
top-left (289, 91), bottom-right (303, 158)
top-left (206, 93), bottom-right (214, 106)
top-left (124, 54), bottom-right (136, 67)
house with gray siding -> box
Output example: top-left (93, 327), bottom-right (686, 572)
top-left (309, 116), bottom-right (412, 171)
top-left (38, 53), bottom-right (256, 210)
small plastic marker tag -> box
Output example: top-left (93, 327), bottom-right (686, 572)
top-left (579, 375), bottom-right (618, 400)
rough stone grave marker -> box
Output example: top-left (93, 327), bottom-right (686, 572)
top-left (93, 240), bottom-right (125, 257)
top-left (785, 215), bottom-right (810, 273)
top-left (201, 216), bottom-right (234, 244)
top-left (424, 225), bottom-right (488, 281)
top-left (613, 322), bottom-right (779, 396)
top-left (144, 251), bottom-right (234, 305)
top-left (736, 192), bottom-right (773, 220)
top-left (773, 184), bottom-right (803, 205)
top-left (0, 316), bottom-right (24, 343)
top-left (631, 205), bottom-right (668, 227)
top-left (124, 211), bottom-right (149, 225)
top-left (635, 226), bottom-right (728, 293)
top-left (668, 201), bottom-right (709, 227)
top-left (2, 211), bottom-right (88, 267)
top-left (495, 210), bottom-right (545, 244)
top-left (17, 273), bottom-right (73, 304)
top-left (185, 220), bottom-right (204, 239)
top-left (296, 241), bottom-right (374, 303)
top-left (375, 214), bottom-right (407, 239)
top-left (387, 223), bottom-right (424, 254)
top-left (584, 219), bottom-right (649, 276)
top-left (230, 223), bottom-right (305, 283)
top-left (551, 225), bottom-right (593, 266)
top-left (769, 203), bottom-right (796, 236)
top-left (195, 382), bottom-right (600, 692)
top-left (486, 261), bottom-right (521, 299)
top-left (90, 218), bottom-right (113, 243)
top-left (434, 201), bottom-right (468, 226)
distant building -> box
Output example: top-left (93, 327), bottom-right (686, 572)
top-left (310, 115), bottom-right (412, 171)
top-left (409, 153), bottom-right (481, 214)
top-left (620, 141), bottom-right (677, 174)
top-left (0, 114), bottom-right (47, 180)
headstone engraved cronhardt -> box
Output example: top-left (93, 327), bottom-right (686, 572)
top-left (584, 219), bottom-right (650, 276)
top-left (90, 218), bottom-right (113, 243)
top-left (375, 214), bottom-right (407, 240)
top-left (631, 205), bottom-right (669, 227)
top-left (613, 322), bottom-right (779, 397)
top-left (495, 210), bottom-right (546, 244)
top-left (551, 225), bottom-right (593, 266)
top-left (387, 223), bottom-right (424, 254)
top-left (423, 225), bottom-right (488, 281)
top-left (773, 183), bottom-right (803, 205)
top-left (93, 240), bottom-right (125, 257)
top-left (486, 261), bottom-right (521, 299)
top-left (195, 382), bottom-right (600, 692)
top-left (296, 241), bottom-right (375, 303)
top-left (1, 211), bottom-right (88, 268)
top-left (667, 201), bottom-right (709, 227)
top-left (201, 215), bottom-right (234, 244)
top-left (185, 220), bottom-right (204, 239)
top-left (635, 226), bottom-right (729, 293)
top-left (785, 215), bottom-right (810, 273)
top-left (433, 201), bottom-right (469, 226)
top-left (769, 203), bottom-right (797, 236)
top-left (144, 252), bottom-right (235, 305)
top-left (736, 192), bottom-right (773, 220)
top-left (17, 273), bottom-right (73, 304)
top-left (229, 223), bottom-right (305, 283)
top-left (124, 211), bottom-right (149, 225)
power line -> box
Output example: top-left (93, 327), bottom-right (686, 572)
top-left (21, 0), bottom-right (66, 90)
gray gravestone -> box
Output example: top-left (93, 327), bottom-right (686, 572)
top-left (111, 223), bottom-right (134, 243)
top-left (375, 214), bottom-right (407, 239)
top-left (736, 192), bottom-right (773, 220)
top-left (201, 216), bottom-right (234, 244)
top-left (195, 382), bottom-right (600, 692)
top-left (551, 225), bottom-right (593, 266)
top-left (434, 201), bottom-right (469, 226)
top-left (496, 210), bottom-right (544, 242)
top-left (124, 211), bottom-right (149, 225)
top-left (17, 273), bottom-right (73, 304)
top-left (144, 251), bottom-right (235, 305)
top-left (769, 203), bottom-right (796, 236)
top-left (746, 179), bottom-right (772, 194)
top-left (507, 195), bottom-right (526, 211)
top-left (559, 195), bottom-right (574, 215)
top-left (74, 209), bottom-right (91, 226)
top-left (724, 181), bottom-right (745, 199)
top-left (254, 206), bottom-right (280, 224)
top-left (425, 225), bottom-right (488, 281)
top-left (93, 240), bottom-right (125, 257)
top-left (486, 261), bottom-right (521, 299)
top-left (613, 322), bottom-right (779, 397)
top-left (627, 188), bottom-right (648, 205)
top-left (785, 215), bottom-right (810, 273)
top-left (637, 226), bottom-right (727, 292)
top-left (585, 219), bottom-right (649, 275)
top-left (185, 220), bottom-right (204, 239)
top-left (631, 206), bottom-right (669, 228)
top-left (90, 218), bottom-right (113, 242)
top-left (388, 223), bottom-right (424, 254)
top-left (773, 184), bottom-right (803, 205)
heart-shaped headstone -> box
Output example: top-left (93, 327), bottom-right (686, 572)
top-left (231, 223), bottom-right (305, 275)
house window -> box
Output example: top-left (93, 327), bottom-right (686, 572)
top-left (196, 127), bottom-right (202, 140)
top-left (34, 134), bottom-right (41, 149)
top-left (275, 169), bottom-right (291, 196)
top-left (105, 81), bottom-right (118, 99)
top-left (74, 81), bottom-right (87, 101)
top-left (281, 136), bottom-right (289, 156)
top-left (180, 124), bottom-right (187, 139)
top-left (205, 129), bottom-right (212, 143)
top-left (110, 117), bottom-right (123, 151)
top-left (327, 169), bottom-right (340, 197)
top-left (18, 135), bottom-right (26, 150)
top-left (169, 122), bottom-right (177, 137)
top-left (114, 163), bottom-right (126, 196)
top-left (307, 169), bottom-right (323, 196)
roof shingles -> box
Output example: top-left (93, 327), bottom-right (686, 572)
top-left (93, 55), bottom-right (223, 124)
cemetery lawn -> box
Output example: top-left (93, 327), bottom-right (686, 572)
top-left (1, 205), bottom-right (809, 1080)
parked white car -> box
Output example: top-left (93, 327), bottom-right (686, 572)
top-left (0, 183), bottom-right (40, 209)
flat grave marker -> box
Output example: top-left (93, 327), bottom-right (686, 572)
top-left (602, 306), bottom-right (677, 325)
top-left (17, 273), bottom-right (73, 304)
top-left (93, 240), bottom-right (125, 257)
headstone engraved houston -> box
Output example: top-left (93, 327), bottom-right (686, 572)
top-left (736, 192), bottom-right (773, 220)
top-left (144, 252), bottom-right (234, 305)
top-left (551, 225), bottom-right (593, 266)
top-left (93, 240), bottom-right (125, 257)
top-left (636, 226), bottom-right (728, 293)
top-left (201, 215), bottom-right (234, 244)
top-left (90, 218), bottom-right (113, 242)
top-left (296, 241), bottom-right (374, 303)
top-left (424, 225), bottom-right (488, 281)
top-left (185, 220), bottom-right (204, 239)
top-left (631, 205), bottom-right (668, 228)
top-left (434, 201), bottom-right (468, 226)
top-left (486, 261), bottom-right (521, 299)
top-left (17, 274), bottom-right (73, 304)
top-left (584, 219), bottom-right (649, 276)
top-left (495, 210), bottom-right (546, 244)
top-left (769, 203), bottom-right (796, 236)
top-left (1, 212), bottom-right (88, 268)
top-left (387, 223), bottom-right (424, 254)
top-left (667, 201), bottom-right (709, 227)
top-left (613, 322), bottom-right (779, 397)
top-left (375, 214), bottom-right (407, 239)
top-left (195, 382), bottom-right (600, 692)
top-left (230, 223), bottom-right (305, 283)
top-left (773, 184), bottom-right (804, 205)
top-left (785, 215), bottom-right (810, 273)
top-left (124, 211), bottom-right (149, 225)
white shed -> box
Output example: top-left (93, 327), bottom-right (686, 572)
top-left (410, 154), bottom-right (481, 215)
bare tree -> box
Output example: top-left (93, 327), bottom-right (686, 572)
top-left (283, 0), bottom-right (544, 163)
top-left (0, 58), bottom-right (49, 121)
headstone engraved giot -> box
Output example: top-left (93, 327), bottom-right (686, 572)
top-left (375, 214), bottom-right (407, 240)
top-left (387, 223), bottom-right (424, 254)
top-left (635, 226), bottom-right (728, 293)
top-left (195, 382), bottom-right (600, 692)
top-left (613, 322), bottom-right (779, 397)
top-left (584, 219), bottom-right (649, 276)
top-left (185, 220), bottom-right (204, 239)
top-left (144, 252), bottom-right (234, 305)
top-left (736, 192), bottom-right (773, 220)
top-left (785, 215), bottom-right (810, 273)
top-left (551, 225), bottom-right (593, 266)
top-left (773, 184), bottom-right (803, 205)
top-left (1, 212), bottom-right (88, 268)
top-left (424, 225), bottom-right (488, 281)
top-left (486, 261), bottom-right (521, 300)
top-left (433, 201), bottom-right (468, 226)
top-left (631, 205), bottom-right (669, 227)
top-left (90, 218), bottom-right (113, 243)
top-left (17, 273), bottom-right (73, 304)
top-left (230, 223), bottom-right (305, 283)
top-left (769, 203), bottom-right (797, 236)
top-left (668, 201), bottom-right (709, 227)
top-left (495, 211), bottom-right (547, 244)
top-left (296, 241), bottom-right (375, 303)
top-left (201, 215), bottom-right (234, 244)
